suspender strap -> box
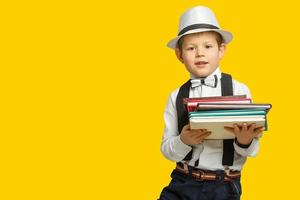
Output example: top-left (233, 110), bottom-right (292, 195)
top-left (221, 73), bottom-right (235, 166)
top-left (221, 73), bottom-right (233, 96)
top-left (176, 79), bottom-right (192, 160)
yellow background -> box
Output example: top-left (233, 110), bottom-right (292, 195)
top-left (1, 0), bottom-right (299, 199)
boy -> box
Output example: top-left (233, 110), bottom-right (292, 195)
top-left (158, 6), bottom-right (265, 200)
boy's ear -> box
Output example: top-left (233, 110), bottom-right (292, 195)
top-left (175, 48), bottom-right (184, 63)
top-left (218, 43), bottom-right (226, 59)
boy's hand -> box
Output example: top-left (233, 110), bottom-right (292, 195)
top-left (224, 123), bottom-right (265, 145)
top-left (180, 124), bottom-right (211, 146)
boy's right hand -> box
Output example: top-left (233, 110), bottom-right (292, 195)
top-left (180, 124), bottom-right (211, 146)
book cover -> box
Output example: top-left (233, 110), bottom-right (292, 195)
top-left (183, 95), bottom-right (248, 104)
top-left (184, 95), bottom-right (252, 112)
top-left (196, 103), bottom-right (272, 113)
top-left (189, 109), bottom-right (266, 117)
top-left (190, 117), bottom-right (266, 139)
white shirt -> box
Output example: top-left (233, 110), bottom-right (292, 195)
top-left (160, 67), bottom-right (260, 171)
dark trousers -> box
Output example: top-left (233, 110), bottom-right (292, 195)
top-left (158, 170), bottom-right (241, 200)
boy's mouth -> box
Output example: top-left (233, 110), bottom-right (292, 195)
top-left (195, 61), bottom-right (208, 66)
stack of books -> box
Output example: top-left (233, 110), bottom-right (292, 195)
top-left (183, 95), bottom-right (272, 139)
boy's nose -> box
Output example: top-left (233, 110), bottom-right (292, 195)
top-left (196, 49), bottom-right (204, 57)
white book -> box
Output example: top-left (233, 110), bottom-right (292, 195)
top-left (190, 117), bottom-right (265, 139)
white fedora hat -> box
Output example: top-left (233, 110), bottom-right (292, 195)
top-left (167, 6), bottom-right (233, 49)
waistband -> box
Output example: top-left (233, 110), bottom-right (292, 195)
top-left (175, 163), bottom-right (241, 182)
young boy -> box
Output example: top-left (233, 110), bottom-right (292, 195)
top-left (158, 6), bottom-right (265, 200)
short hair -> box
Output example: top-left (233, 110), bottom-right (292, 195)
top-left (177, 31), bottom-right (223, 50)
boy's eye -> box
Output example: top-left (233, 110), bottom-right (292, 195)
top-left (187, 47), bottom-right (196, 51)
top-left (205, 45), bottom-right (213, 49)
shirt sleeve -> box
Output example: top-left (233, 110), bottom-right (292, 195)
top-left (160, 90), bottom-right (192, 162)
top-left (234, 138), bottom-right (260, 157)
top-left (232, 80), bottom-right (260, 157)
top-left (233, 80), bottom-right (252, 99)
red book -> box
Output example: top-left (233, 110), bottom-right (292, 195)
top-left (183, 95), bottom-right (252, 112)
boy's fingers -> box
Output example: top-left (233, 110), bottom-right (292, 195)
top-left (203, 131), bottom-right (212, 138)
top-left (224, 126), bottom-right (234, 132)
top-left (182, 124), bottom-right (190, 131)
top-left (195, 131), bottom-right (211, 140)
top-left (242, 123), bottom-right (247, 132)
top-left (189, 130), bottom-right (208, 137)
top-left (236, 123), bottom-right (243, 128)
top-left (191, 128), bottom-right (208, 134)
top-left (254, 126), bottom-right (265, 135)
top-left (234, 124), bottom-right (240, 133)
top-left (254, 125), bottom-right (264, 130)
top-left (224, 126), bottom-right (233, 130)
top-left (186, 124), bottom-right (191, 129)
top-left (195, 130), bottom-right (211, 136)
top-left (248, 123), bottom-right (256, 132)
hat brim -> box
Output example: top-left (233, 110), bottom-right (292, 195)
top-left (167, 28), bottom-right (233, 49)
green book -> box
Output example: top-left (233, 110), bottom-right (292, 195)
top-left (189, 109), bottom-right (266, 118)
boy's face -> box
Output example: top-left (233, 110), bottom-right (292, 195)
top-left (175, 32), bottom-right (226, 78)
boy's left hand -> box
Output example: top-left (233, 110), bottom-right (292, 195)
top-left (224, 123), bottom-right (265, 145)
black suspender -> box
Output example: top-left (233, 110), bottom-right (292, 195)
top-left (176, 79), bottom-right (192, 160)
top-left (176, 73), bottom-right (235, 166)
top-left (220, 73), bottom-right (234, 166)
